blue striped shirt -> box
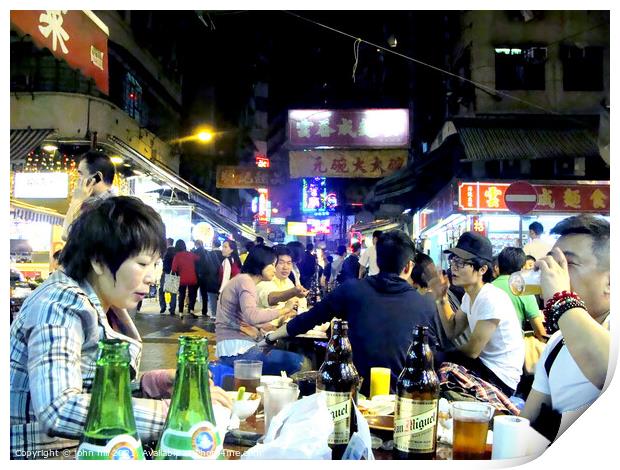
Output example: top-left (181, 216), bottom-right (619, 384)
top-left (10, 270), bottom-right (167, 459)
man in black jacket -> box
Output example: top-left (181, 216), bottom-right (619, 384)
top-left (299, 243), bottom-right (318, 289)
top-left (337, 242), bottom-right (361, 284)
top-left (201, 239), bottom-right (224, 319)
top-left (159, 237), bottom-right (177, 314)
top-left (264, 231), bottom-right (440, 396)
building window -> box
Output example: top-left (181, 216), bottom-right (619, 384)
top-left (495, 47), bottom-right (546, 90)
top-left (123, 72), bottom-right (142, 122)
top-left (561, 46), bottom-right (604, 91)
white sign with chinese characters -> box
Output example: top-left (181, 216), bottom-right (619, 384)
top-left (14, 172), bottom-right (69, 199)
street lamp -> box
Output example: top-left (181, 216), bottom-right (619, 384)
top-left (197, 130), bottom-right (214, 143)
top-left (170, 127), bottom-right (216, 145)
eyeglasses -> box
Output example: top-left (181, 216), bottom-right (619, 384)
top-left (449, 256), bottom-right (473, 270)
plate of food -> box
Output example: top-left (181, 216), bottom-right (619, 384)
top-left (364, 415), bottom-right (394, 431)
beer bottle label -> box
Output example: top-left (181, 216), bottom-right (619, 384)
top-left (394, 398), bottom-right (438, 453)
top-left (158, 421), bottom-right (223, 459)
top-left (322, 391), bottom-right (352, 445)
top-left (77, 434), bottom-right (145, 460)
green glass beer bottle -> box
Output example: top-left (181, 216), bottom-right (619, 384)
top-left (156, 336), bottom-right (223, 460)
top-left (77, 339), bottom-right (145, 460)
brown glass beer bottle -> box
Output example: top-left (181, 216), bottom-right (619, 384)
top-left (316, 319), bottom-right (360, 460)
top-left (393, 325), bottom-right (440, 460)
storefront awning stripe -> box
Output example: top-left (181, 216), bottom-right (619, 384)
top-left (10, 128), bottom-right (54, 161)
top-left (11, 198), bottom-right (64, 225)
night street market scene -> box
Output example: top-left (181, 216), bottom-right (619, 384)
top-left (8, 7), bottom-right (611, 462)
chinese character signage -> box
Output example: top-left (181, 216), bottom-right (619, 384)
top-left (290, 149), bottom-right (407, 178)
top-left (287, 221), bottom-right (308, 236)
top-left (11, 10), bottom-right (109, 94)
top-left (288, 109), bottom-right (410, 148)
top-left (457, 182), bottom-right (609, 214)
top-left (14, 172), bottom-right (69, 199)
top-left (302, 177), bottom-right (328, 213)
top-left (255, 154), bottom-right (270, 168)
top-left (307, 218), bottom-right (331, 235)
top-left (216, 166), bottom-right (274, 189)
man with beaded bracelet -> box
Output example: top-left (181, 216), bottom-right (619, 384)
top-left (522, 215), bottom-right (610, 440)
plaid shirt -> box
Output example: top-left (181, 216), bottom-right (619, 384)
top-left (10, 270), bottom-right (167, 459)
top-left (439, 362), bottom-right (521, 415)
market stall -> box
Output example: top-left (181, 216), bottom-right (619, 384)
top-left (413, 179), bottom-right (610, 268)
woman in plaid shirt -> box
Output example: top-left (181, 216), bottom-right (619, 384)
top-left (10, 197), bottom-right (230, 459)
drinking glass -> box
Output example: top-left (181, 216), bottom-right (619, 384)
top-left (264, 382), bottom-right (299, 433)
top-left (451, 401), bottom-right (494, 459)
top-left (233, 360), bottom-right (263, 392)
top-left (509, 270), bottom-right (542, 296)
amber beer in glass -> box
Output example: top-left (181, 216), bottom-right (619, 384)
top-left (316, 320), bottom-right (360, 460)
top-left (509, 270), bottom-right (542, 296)
top-left (451, 402), bottom-right (494, 459)
top-left (393, 326), bottom-right (440, 460)
top-left (233, 360), bottom-right (262, 392)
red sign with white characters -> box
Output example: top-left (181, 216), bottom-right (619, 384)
top-left (11, 10), bottom-right (109, 94)
top-left (505, 182), bottom-right (538, 215)
top-left (458, 182), bottom-right (609, 214)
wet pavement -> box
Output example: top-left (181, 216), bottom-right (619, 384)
top-left (130, 297), bottom-right (217, 372)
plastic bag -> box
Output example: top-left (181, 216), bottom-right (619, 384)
top-left (342, 400), bottom-right (375, 460)
top-left (241, 392), bottom-right (333, 459)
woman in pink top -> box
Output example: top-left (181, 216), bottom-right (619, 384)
top-left (171, 239), bottom-right (199, 316)
top-left (215, 245), bottom-right (305, 375)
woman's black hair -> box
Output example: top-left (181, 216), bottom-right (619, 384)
top-left (175, 239), bottom-right (187, 252)
top-left (224, 239), bottom-right (242, 268)
top-left (60, 196), bottom-right (166, 282)
top-left (242, 245), bottom-right (277, 275)
top-left (286, 241), bottom-right (304, 264)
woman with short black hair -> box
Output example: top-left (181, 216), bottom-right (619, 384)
top-left (216, 245), bottom-right (305, 375)
top-left (10, 196), bottom-right (231, 459)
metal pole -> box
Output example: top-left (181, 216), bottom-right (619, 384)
top-left (518, 216), bottom-right (523, 248)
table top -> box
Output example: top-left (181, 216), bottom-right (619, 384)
top-left (223, 414), bottom-right (491, 460)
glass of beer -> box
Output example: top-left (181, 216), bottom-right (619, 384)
top-left (509, 270), bottom-right (542, 296)
top-left (451, 401), bottom-right (494, 459)
top-left (233, 360), bottom-right (263, 392)
top-left (264, 382), bottom-right (299, 433)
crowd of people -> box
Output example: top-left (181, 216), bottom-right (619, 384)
top-left (9, 151), bottom-right (611, 458)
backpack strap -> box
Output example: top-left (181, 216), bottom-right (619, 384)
top-left (544, 339), bottom-right (565, 376)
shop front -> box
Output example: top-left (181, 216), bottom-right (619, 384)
top-left (413, 179), bottom-right (610, 268)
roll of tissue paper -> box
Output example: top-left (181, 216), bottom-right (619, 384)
top-left (491, 415), bottom-right (530, 460)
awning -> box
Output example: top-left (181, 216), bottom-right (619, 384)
top-left (350, 219), bottom-right (403, 234)
top-left (11, 198), bottom-right (64, 225)
top-left (10, 128), bottom-right (54, 161)
top-left (107, 136), bottom-right (257, 241)
top-left (450, 115), bottom-right (600, 162)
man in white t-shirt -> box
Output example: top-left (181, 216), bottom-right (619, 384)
top-left (522, 215), bottom-right (610, 441)
top-left (256, 246), bottom-right (308, 309)
top-left (429, 232), bottom-right (525, 396)
top-left (523, 221), bottom-right (553, 260)
top-left (359, 230), bottom-right (382, 278)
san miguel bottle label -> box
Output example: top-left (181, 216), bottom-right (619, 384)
top-left (394, 398), bottom-right (438, 453)
top-left (158, 421), bottom-right (223, 459)
top-left (77, 434), bottom-right (145, 460)
top-left (323, 391), bottom-right (352, 445)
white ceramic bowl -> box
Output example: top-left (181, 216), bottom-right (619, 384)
top-left (226, 391), bottom-right (261, 420)
top-left (260, 375), bottom-right (293, 386)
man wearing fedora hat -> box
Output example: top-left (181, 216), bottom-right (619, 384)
top-left (429, 232), bottom-right (525, 396)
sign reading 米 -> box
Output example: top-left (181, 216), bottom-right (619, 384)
top-left (290, 149), bottom-right (407, 178)
top-left (11, 10), bottom-right (109, 94)
top-left (288, 109), bottom-right (410, 148)
top-left (457, 182), bottom-right (609, 214)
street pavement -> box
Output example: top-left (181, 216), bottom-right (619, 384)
top-left (131, 296), bottom-right (217, 372)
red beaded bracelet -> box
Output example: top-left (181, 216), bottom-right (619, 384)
top-left (544, 291), bottom-right (581, 312)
